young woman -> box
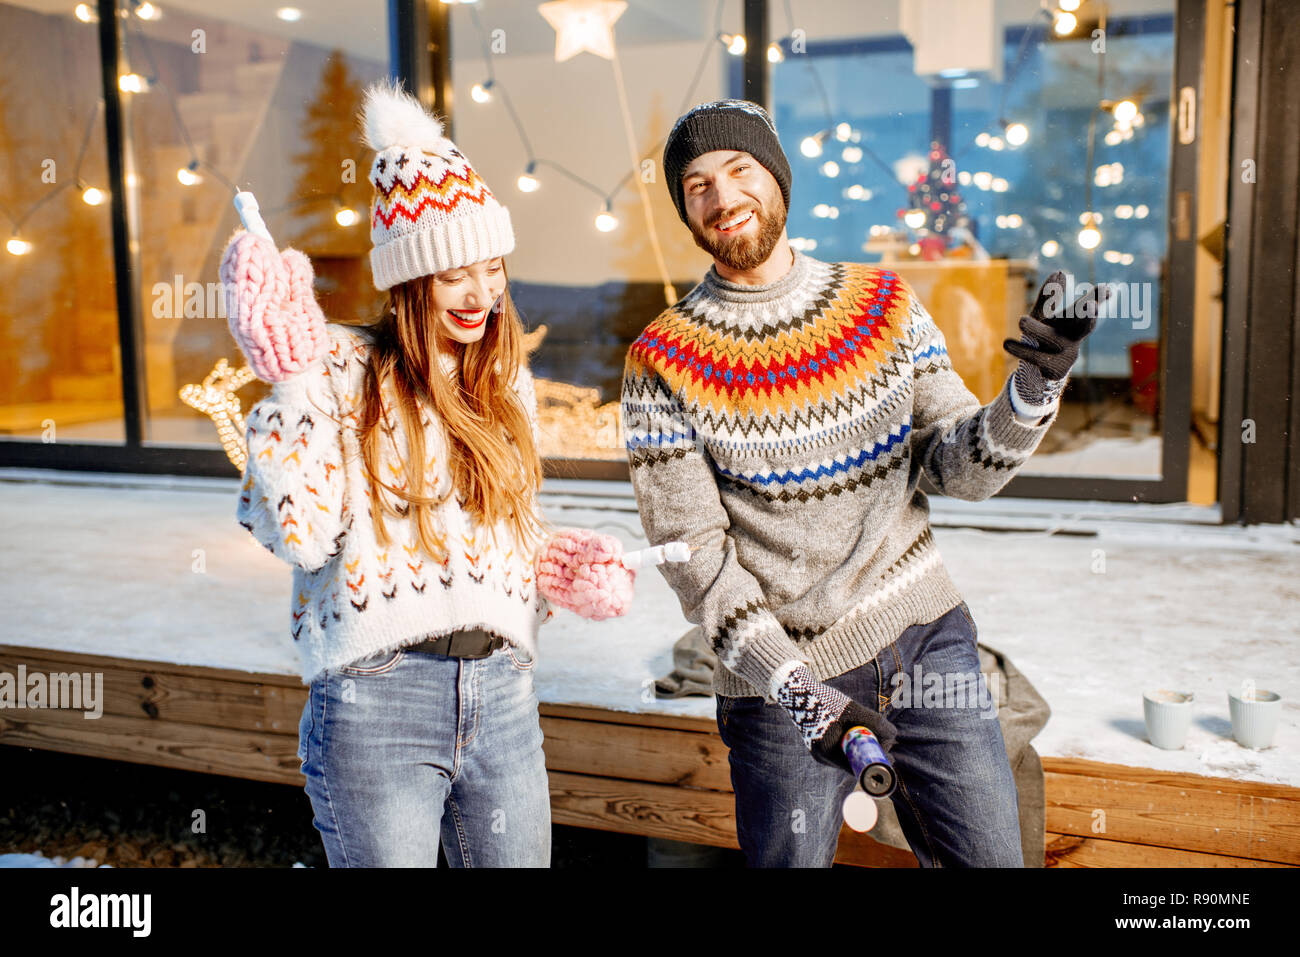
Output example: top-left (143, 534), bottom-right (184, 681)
top-left (221, 81), bottom-right (600, 867)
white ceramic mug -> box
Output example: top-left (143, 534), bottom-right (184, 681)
top-left (1143, 689), bottom-right (1194, 750)
top-left (1228, 687), bottom-right (1281, 749)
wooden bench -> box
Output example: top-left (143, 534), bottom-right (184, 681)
top-left (3, 644), bottom-right (1296, 868)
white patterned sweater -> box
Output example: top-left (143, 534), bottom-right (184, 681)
top-left (237, 322), bottom-right (552, 684)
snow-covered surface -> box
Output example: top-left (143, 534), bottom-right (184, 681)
top-left (1, 469), bottom-right (1297, 787)
top-left (0, 852), bottom-right (107, 868)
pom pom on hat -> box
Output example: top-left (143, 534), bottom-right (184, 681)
top-left (361, 77), bottom-right (446, 153)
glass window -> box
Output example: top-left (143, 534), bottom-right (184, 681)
top-left (771, 0), bottom-right (1178, 481)
top-left (0, 2), bottom-right (121, 444)
top-left (449, 0), bottom-right (745, 462)
top-left (113, 1), bottom-right (389, 447)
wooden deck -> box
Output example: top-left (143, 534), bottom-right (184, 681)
top-left (2, 644), bottom-right (1296, 868)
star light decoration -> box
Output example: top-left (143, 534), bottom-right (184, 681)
top-left (179, 358), bottom-right (258, 470)
top-left (537, 0), bottom-right (627, 62)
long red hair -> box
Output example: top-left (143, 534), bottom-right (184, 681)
top-left (352, 268), bottom-right (546, 564)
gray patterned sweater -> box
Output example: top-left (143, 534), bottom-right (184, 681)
top-left (621, 251), bottom-right (1056, 699)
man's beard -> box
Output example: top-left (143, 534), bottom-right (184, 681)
top-left (688, 199), bottom-right (786, 272)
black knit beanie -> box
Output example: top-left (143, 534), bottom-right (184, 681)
top-left (663, 99), bottom-right (792, 224)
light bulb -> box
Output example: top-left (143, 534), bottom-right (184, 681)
top-left (821, 160), bottom-right (840, 178)
top-left (74, 3), bottom-right (97, 22)
top-left (1059, 0), bottom-right (1081, 9)
top-left (975, 132), bottom-right (990, 147)
top-left (81, 186), bottom-right (106, 206)
top-left (1041, 240), bottom-right (1060, 257)
top-left (800, 136), bottom-right (824, 158)
top-left (276, 7), bottom-right (302, 21)
top-left (335, 207), bottom-right (359, 227)
top-left (595, 211), bottom-right (618, 232)
top-left (176, 166), bottom-right (202, 186)
top-left (135, 2), bottom-right (159, 20)
top-left (767, 43), bottom-right (783, 63)
top-left (1103, 250), bottom-right (1122, 264)
top-left (841, 146), bottom-right (863, 164)
top-left (835, 123), bottom-right (853, 142)
top-left (722, 33), bottom-right (746, 56)
top-left (6, 238), bottom-right (32, 256)
top-left (1054, 11), bottom-right (1077, 35)
top-left (1005, 122), bottom-right (1029, 146)
top-left (118, 74), bottom-right (147, 93)
top-left (471, 82), bottom-right (492, 104)
top-left (1078, 224), bottom-right (1102, 250)
top-left (1113, 100), bottom-right (1139, 126)
top-left (1135, 204), bottom-right (1149, 219)
top-left (904, 209), bottom-right (926, 229)
top-left (517, 172), bottom-right (539, 193)
top-left (992, 177), bottom-right (1009, 192)
top-left (845, 184), bottom-right (866, 200)
top-left (988, 136), bottom-right (1005, 151)
top-left (1104, 130), bottom-right (1122, 146)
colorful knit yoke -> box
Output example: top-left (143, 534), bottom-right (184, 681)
top-left (622, 250), bottom-right (1057, 698)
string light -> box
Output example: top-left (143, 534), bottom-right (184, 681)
top-left (1004, 122), bottom-right (1029, 146)
top-left (800, 131), bottom-right (827, 158)
top-left (1053, 11), bottom-right (1077, 35)
top-left (134, 2), bottom-right (160, 20)
top-left (820, 160), bottom-right (839, 177)
top-left (176, 160), bottom-right (202, 186)
top-left (841, 146), bottom-right (863, 163)
top-left (1112, 99), bottom-right (1138, 126)
top-left (719, 33), bottom-right (746, 55)
top-left (74, 3), bottom-right (97, 22)
top-left (471, 80), bottom-right (494, 103)
top-left (594, 202), bottom-right (618, 233)
top-left (517, 162), bottom-right (540, 193)
top-left (6, 237), bottom-right (33, 256)
top-left (1041, 240), bottom-right (1060, 257)
top-left (118, 73), bottom-right (148, 94)
top-left (80, 185), bottom-right (107, 206)
top-left (1078, 213), bottom-right (1102, 249)
top-left (767, 43), bottom-right (783, 63)
top-left (334, 206), bottom-right (359, 227)
top-left (275, 7), bottom-right (302, 21)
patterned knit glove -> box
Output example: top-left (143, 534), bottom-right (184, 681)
top-left (219, 230), bottom-right (329, 384)
top-left (773, 662), bottom-right (898, 775)
top-left (1003, 270), bottom-right (1111, 419)
top-left (536, 528), bottom-right (637, 621)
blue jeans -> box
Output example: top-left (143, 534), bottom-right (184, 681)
top-left (297, 642), bottom-right (551, 867)
top-left (717, 602), bottom-right (1023, 868)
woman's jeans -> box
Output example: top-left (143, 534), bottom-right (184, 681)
top-left (717, 602), bottom-right (1023, 868)
top-left (298, 642), bottom-right (551, 867)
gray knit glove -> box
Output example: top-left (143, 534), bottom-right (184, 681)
top-left (1003, 270), bottom-right (1111, 419)
top-left (774, 663), bottom-right (898, 775)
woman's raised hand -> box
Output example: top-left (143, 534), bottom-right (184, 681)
top-left (219, 231), bottom-right (330, 384)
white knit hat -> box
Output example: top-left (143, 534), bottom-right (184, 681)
top-left (360, 79), bottom-right (515, 291)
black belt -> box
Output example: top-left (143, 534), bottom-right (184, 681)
top-left (405, 628), bottom-right (504, 659)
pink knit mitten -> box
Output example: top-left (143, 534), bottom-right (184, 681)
top-left (537, 528), bottom-right (636, 621)
top-left (219, 230), bottom-right (329, 384)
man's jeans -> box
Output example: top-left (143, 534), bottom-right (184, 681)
top-left (717, 602), bottom-right (1023, 867)
top-left (298, 642), bottom-right (551, 867)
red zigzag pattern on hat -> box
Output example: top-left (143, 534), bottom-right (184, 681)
top-left (373, 168), bottom-right (495, 228)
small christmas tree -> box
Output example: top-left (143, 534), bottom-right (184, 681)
top-left (898, 141), bottom-right (970, 260)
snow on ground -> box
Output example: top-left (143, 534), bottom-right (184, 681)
top-left (1, 470), bottom-right (1296, 787)
top-left (0, 851), bottom-right (106, 868)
